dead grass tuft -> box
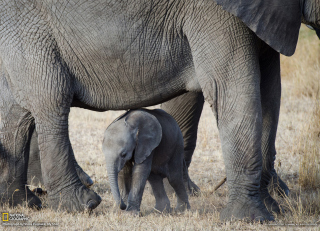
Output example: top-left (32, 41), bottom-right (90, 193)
top-left (297, 102), bottom-right (320, 189)
top-left (281, 26), bottom-right (320, 190)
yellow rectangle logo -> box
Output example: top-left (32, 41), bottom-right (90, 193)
top-left (2, 213), bottom-right (8, 221)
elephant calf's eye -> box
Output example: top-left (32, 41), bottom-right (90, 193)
top-left (120, 152), bottom-right (126, 159)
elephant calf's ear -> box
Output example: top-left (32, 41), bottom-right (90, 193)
top-left (133, 112), bottom-right (162, 164)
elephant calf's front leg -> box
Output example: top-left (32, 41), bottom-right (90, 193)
top-left (126, 157), bottom-right (153, 214)
top-left (118, 162), bottom-right (133, 204)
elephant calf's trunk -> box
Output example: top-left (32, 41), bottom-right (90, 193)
top-left (107, 166), bottom-right (126, 210)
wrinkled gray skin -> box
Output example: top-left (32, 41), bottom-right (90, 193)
top-left (1, 0), bottom-right (319, 221)
top-left (103, 109), bottom-right (190, 213)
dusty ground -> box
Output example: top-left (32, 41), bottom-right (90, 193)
top-left (1, 25), bottom-right (320, 230)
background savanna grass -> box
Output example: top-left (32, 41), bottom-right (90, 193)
top-left (1, 25), bottom-right (320, 230)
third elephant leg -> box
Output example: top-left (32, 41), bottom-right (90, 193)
top-left (0, 64), bottom-right (41, 208)
top-left (259, 44), bottom-right (288, 213)
top-left (161, 92), bottom-right (204, 195)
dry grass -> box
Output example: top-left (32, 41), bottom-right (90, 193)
top-left (1, 25), bottom-right (320, 230)
top-left (281, 25), bottom-right (320, 191)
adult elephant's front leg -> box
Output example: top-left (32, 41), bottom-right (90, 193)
top-left (9, 52), bottom-right (101, 212)
top-left (27, 130), bottom-right (94, 188)
top-left (34, 108), bottom-right (101, 211)
top-left (185, 9), bottom-right (273, 221)
top-left (194, 64), bottom-right (271, 221)
top-left (213, 76), bottom-right (271, 221)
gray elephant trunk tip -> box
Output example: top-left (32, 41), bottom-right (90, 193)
top-left (120, 200), bottom-right (126, 210)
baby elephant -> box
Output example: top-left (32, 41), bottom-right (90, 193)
top-left (103, 109), bottom-right (190, 214)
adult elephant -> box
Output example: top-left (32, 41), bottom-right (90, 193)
top-left (1, 0), bottom-right (319, 222)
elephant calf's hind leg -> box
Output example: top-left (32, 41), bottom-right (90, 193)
top-left (148, 173), bottom-right (171, 213)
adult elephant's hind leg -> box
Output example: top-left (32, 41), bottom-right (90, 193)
top-left (0, 70), bottom-right (41, 208)
top-left (27, 130), bottom-right (43, 187)
top-left (34, 105), bottom-right (101, 211)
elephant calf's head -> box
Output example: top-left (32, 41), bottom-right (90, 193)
top-left (102, 110), bottom-right (162, 210)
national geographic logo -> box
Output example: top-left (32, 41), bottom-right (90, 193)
top-left (2, 213), bottom-right (29, 221)
top-left (1, 213), bottom-right (58, 227)
top-left (2, 213), bottom-right (8, 222)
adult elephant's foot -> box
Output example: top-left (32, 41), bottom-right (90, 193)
top-left (48, 185), bottom-right (101, 212)
top-left (183, 166), bottom-right (200, 196)
top-left (220, 194), bottom-right (274, 222)
top-left (260, 188), bottom-right (281, 214)
top-left (269, 172), bottom-right (289, 197)
top-left (186, 177), bottom-right (201, 196)
top-left (75, 165), bottom-right (94, 188)
top-left (24, 188), bottom-right (42, 209)
top-left (0, 185), bottom-right (42, 209)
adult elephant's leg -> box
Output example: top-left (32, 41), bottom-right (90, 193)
top-left (27, 130), bottom-right (43, 186)
top-left (32, 89), bottom-right (101, 211)
top-left (0, 4), bottom-right (100, 212)
top-left (23, 54), bottom-right (100, 212)
top-left (161, 92), bottom-right (204, 195)
top-left (259, 45), bottom-right (288, 212)
top-left (185, 5), bottom-right (273, 221)
top-left (269, 173), bottom-right (289, 197)
top-left (34, 107), bottom-right (101, 211)
top-left (27, 130), bottom-right (94, 188)
top-left (0, 68), bottom-right (41, 208)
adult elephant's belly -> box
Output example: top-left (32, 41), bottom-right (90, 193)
top-left (71, 58), bottom-right (195, 111)
top-left (63, 37), bottom-right (198, 111)
top-left (46, 0), bottom-right (200, 111)
top-left (51, 7), bottom-right (200, 111)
